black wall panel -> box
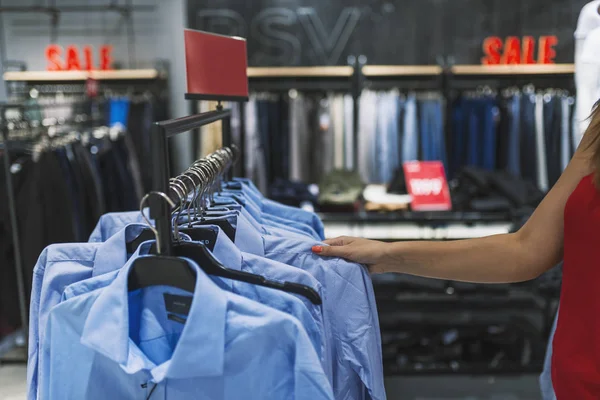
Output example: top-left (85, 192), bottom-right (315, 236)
top-left (188, 0), bottom-right (589, 66)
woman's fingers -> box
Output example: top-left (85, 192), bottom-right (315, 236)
top-left (322, 236), bottom-right (354, 246)
top-left (311, 244), bottom-right (346, 257)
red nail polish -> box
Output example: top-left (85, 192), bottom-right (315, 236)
top-left (312, 246), bottom-right (323, 253)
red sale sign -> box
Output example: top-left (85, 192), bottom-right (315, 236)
top-left (403, 161), bottom-right (452, 211)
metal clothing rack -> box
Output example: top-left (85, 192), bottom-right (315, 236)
top-left (149, 108), bottom-right (236, 256)
top-left (0, 104), bottom-right (28, 364)
top-left (148, 29), bottom-right (249, 256)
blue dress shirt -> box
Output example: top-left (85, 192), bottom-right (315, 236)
top-left (217, 191), bottom-right (322, 240)
top-left (30, 225), bottom-right (326, 399)
top-left (71, 230), bottom-right (326, 366)
top-left (28, 224), bottom-right (149, 400)
top-left (227, 178), bottom-right (325, 239)
top-left (232, 177), bottom-right (325, 238)
top-left (40, 255), bottom-right (333, 399)
top-left (90, 204), bottom-right (313, 243)
top-left (197, 212), bottom-right (386, 400)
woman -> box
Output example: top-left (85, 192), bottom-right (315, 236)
top-left (312, 104), bottom-right (600, 398)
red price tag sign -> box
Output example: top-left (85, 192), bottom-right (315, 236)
top-left (403, 161), bottom-right (452, 211)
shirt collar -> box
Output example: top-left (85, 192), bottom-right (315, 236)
top-left (232, 212), bottom-right (265, 257)
top-left (209, 225), bottom-right (244, 270)
top-left (218, 191), bottom-right (263, 222)
top-left (93, 223), bottom-right (148, 277)
top-left (81, 254), bottom-right (227, 381)
top-left (232, 178), bottom-right (264, 199)
top-left (223, 186), bottom-right (263, 208)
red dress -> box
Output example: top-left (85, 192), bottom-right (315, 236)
top-left (552, 174), bottom-right (600, 398)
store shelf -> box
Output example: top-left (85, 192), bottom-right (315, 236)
top-left (247, 66), bottom-right (354, 78)
top-left (2, 69), bottom-right (162, 81)
top-left (452, 64), bottom-right (575, 75)
top-left (324, 222), bottom-right (512, 240)
top-left (362, 65), bottom-right (443, 76)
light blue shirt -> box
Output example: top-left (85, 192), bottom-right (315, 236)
top-left (90, 204), bottom-right (313, 243)
top-left (40, 255), bottom-right (333, 399)
top-left (30, 225), bottom-right (326, 399)
top-left (217, 190), bottom-right (321, 240)
top-left (229, 177), bottom-right (326, 239)
top-left (28, 223), bottom-right (148, 400)
top-left (68, 229), bottom-right (326, 367)
top-left (201, 212), bottom-right (385, 400)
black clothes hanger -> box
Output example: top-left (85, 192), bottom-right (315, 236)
top-left (128, 255), bottom-right (196, 293)
top-left (129, 160), bottom-right (323, 305)
top-left (166, 241), bottom-right (322, 304)
top-left (177, 163), bottom-right (238, 240)
top-left (128, 192), bottom-right (198, 293)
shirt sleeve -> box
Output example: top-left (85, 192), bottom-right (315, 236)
top-left (293, 320), bottom-right (334, 400)
top-left (27, 248), bottom-right (50, 400)
top-left (332, 258), bottom-right (386, 400)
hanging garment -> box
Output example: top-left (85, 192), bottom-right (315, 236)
top-left (535, 94), bottom-right (549, 191)
top-left (344, 94), bottom-right (355, 170)
top-left (28, 224), bottom-right (329, 400)
top-left (402, 94), bottom-right (419, 164)
top-left (39, 254), bottom-right (333, 400)
top-left (507, 94), bottom-right (522, 177)
top-left (79, 179), bottom-right (385, 400)
top-left (333, 95), bottom-right (345, 170)
top-left (561, 97), bottom-right (573, 172)
top-left (520, 93), bottom-right (538, 185)
top-left (544, 96), bottom-right (564, 189)
top-left (375, 92), bottom-right (400, 184)
top-left (358, 90), bottom-right (377, 182)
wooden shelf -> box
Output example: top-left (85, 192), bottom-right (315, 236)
top-left (362, 65), bottom-right (443, 76)
top-left (247, 66), bottom-right (353, 78)
top-left (451, 64), bottom-right (575, 75)
top-left (2, 69), bottom-right (161, 81)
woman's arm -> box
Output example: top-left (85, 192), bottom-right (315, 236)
top-left (314, 145), bottom-right (594, 283)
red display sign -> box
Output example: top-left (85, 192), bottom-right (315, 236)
top-left (481, 36), bottom-right (558, 65)
top-left (184, 29), bottom-right (249, 101)
top-left (45, 45), bottom-right (113, 71)
top-left (403, 161), bottom-right (452, 211)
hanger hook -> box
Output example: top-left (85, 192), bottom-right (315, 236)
top-left (179, 174), bottom-right (197, 227)
top-left (169, 177), bottom-right (188, 242)
top-left (186, 166), bottom-right (207, 218)
top-left (139, 191), bottom-right (176, 255)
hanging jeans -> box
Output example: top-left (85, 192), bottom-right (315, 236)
top-left (520, 94), bottom-right (538, 185)
top-left (402, 94), bottom-right (419, 164)
top-left (419, 99), bottom-right (446, 171)
top-left (481, 98), bottom-right (498, 171)
top-left (506, 95), bottom-right (522, 177)
top-left (451, 98), bottom-right (467, 177)
top-left (561, 97), bottom-right (573, 171)
top-left (374, 93), bottom-right (400, 184)
top-left (544, 96), bottom-right (563, 189)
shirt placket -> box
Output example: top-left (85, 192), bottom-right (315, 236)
top-left (143, 379), bottom-right (166, 400)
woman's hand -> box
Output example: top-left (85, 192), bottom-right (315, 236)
top-left (311, 236), bottom-right (390, 274)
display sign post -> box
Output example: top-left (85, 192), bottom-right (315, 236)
top-left (403, 161), bottom-right (452, 211)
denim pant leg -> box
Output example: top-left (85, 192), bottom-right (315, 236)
top-left (433, 100), bottom-right (447, 169)
top-left (507, 95), bottom-right (522, 176)
top-left (467, 100), bottom-right (480, 167)
top-left (483, 98), bottom-right (497, 170)
top-left (403, 95), bottom-right (419, 162)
